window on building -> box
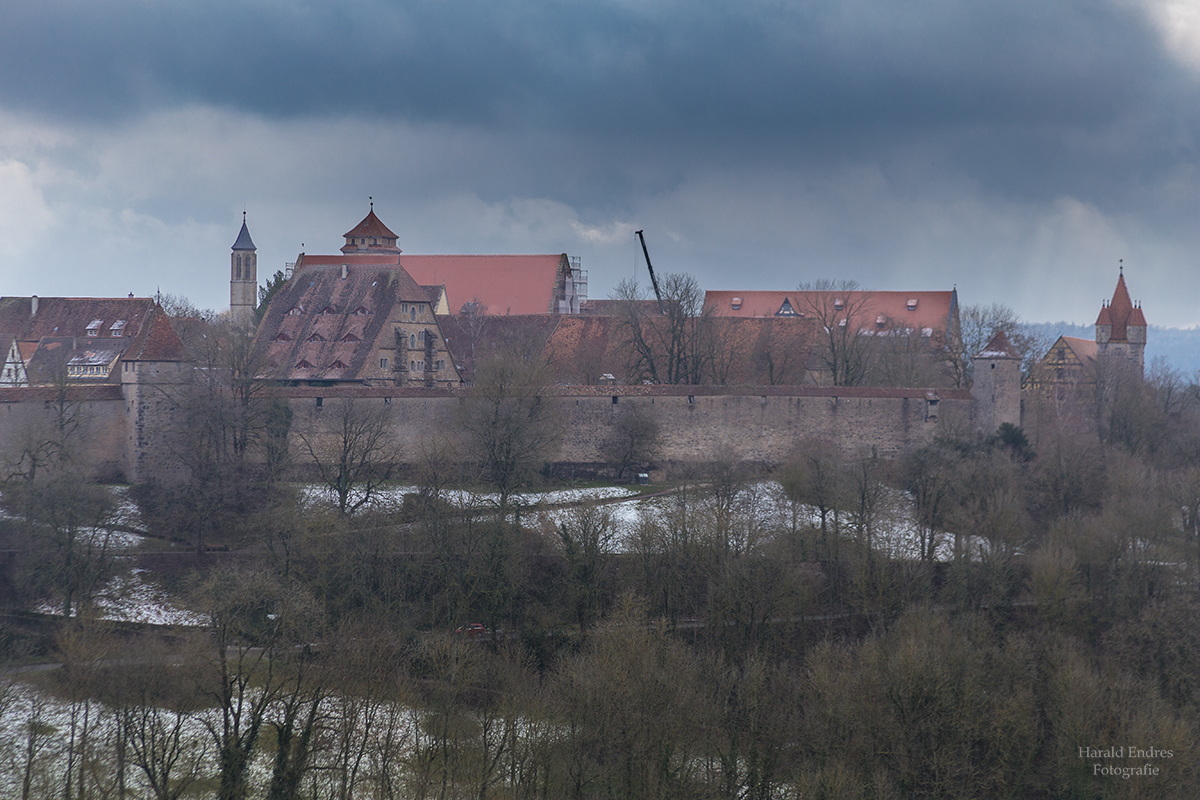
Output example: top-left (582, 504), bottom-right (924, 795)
top-left (110, 320), bottom-right (127, 337)
top-left (321, 306), bottom-right (336, 315)
top-left (409, 334), bottom-right (416, 348)
top-left (411, 360), bottom-right (416, 372)
top-left (380, 357), bottom-right (389, 369)
top-left (287, 306), bottom-right (304, 316)
top-left (329, 360), bottom-right (348, 370)
top-left (341, 332), bottom-right (361, 342)
top-left (273, 332), bottom-right (293, 342)
top-left (353, 306), bottom-right (370, 315)
top-left (86, 319), bottom-right (102, 337)
top-left (306, 332), bottom-right (325, 343)
top-left (417, 329), bottom-right (425, 343)
top-left (410, 307), bottom-right (416, 321)
top-left (316, 397), bottom-right (323, 407)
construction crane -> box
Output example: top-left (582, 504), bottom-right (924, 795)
top-left (634, 230), bottom-right (664, 314)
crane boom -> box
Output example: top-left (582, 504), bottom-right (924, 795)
top-left (634, 230), bottom-right (664, 313)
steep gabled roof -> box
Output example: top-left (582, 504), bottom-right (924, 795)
top-left (1057, 336), bottom-right (1098, 366)
top-left (255, 263), bottom-right (425, 381)
top-left (125, 308), bottom-right (190, 361)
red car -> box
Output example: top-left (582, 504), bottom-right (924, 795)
top-left (455, 623), bottom-right (486, 636)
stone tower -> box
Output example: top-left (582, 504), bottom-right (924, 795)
top-left (971, 330), bottom-right (1022, 433)
top-left (230, 213), bottom-right (258, 326)
top-left (1094, 267), bottom-right (1147, 375)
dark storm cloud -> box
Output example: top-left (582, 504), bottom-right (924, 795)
top-left (0, 1), bottom-right (1179, 141)
top-left (5, 0), bottom-right (1200, 327)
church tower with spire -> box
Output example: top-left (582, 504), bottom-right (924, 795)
top-left (1094, 264), bottom-right (1147, 375)
top-left (230, 213), bottom-right (258, 326)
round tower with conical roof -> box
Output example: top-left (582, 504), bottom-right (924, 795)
top-left (230, 212), bottom-right (258, 326)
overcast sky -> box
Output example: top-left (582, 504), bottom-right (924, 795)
top-left (2, 0), bottom-right (1200, 326)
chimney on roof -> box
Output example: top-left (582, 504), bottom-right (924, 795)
top-left (341, 263), bottom-right (348, 280)
top-left (31, 296), bottom-right (38, 316)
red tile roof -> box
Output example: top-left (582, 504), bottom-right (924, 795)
top-left (400, 254), bottom-right (568, 316)
top-left (343, 209), bottom-right (399, 241)
top-left (976, 330), bottom-right (1020, 359)
top-left (1096, 272), bottom-right (1146, 342)
top-left (704, 290), bottom-right (958, 336)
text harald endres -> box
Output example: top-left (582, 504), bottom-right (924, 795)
top-left (1079, 746), bottom-right (1173, 779)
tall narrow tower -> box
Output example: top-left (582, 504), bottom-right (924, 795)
top-left (230, 212), bottom-right (258, 326)
top-left (1094, 265), bottom-right (1146, 376)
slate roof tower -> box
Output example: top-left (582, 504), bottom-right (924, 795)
top-left (231, 212), bottom-right (258, 326)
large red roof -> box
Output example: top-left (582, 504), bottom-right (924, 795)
top-left (400, 254), bottom-right (568, 316)
top-left (704, 290), bottom-right (958, 335)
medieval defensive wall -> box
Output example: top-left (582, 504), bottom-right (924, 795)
top-left (1, 382), bottom-right (982, 484)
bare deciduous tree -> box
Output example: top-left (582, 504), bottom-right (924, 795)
top-left (613, 274), bottom-right (717, 385)
top-left (796, 280), bottom-right (875, 386)
top-left (461, 349), bottom-right (562, 519)
top-left (298, 397), bottom-right (395, 516)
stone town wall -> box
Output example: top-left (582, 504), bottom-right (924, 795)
top-left (281, 385), bottom-right (977, 470)
top-left (0, 386), bottom-right (130, 481)
top-left (0, 384), bottom-right (978, 484)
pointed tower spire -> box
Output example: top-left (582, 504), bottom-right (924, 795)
top-left (230, 212), bottom-right (258, 326)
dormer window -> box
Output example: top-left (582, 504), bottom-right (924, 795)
top-left (287, 306), bottom-right (304, 316)
top-left (776, 299), bottom-right (797, 317)
top-left (110, 320), bottom-right (127, 337)
top-left (906, 298), bottom-right (918, 311)
top-left (341, 332), bottom-right (361, 343)
top-left (86, 319), bottom-right (103, 337)
top-left (876, 315), bottom-right (886, 327)
top-left (273, 332), bottom-right (293, 343)
top-left (306, 332), bottom-right (326, 343)
top-left (295, 359), bottom-right (315, 369)
top-left (320, 306), bottom-right (336, 315)
top-left (353, 306), bottom-right (370, 316)
top-left (833, 299), bottom-right (844, 311)
top-left (328, 360), bottom-right (348, 370)
top-left (731, 297), bottom-right (742, 310)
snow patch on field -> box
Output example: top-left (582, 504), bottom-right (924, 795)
top-left (35, 569), bottom-right (205, 627)
top-left (299, 482), bottom-right (639, 512)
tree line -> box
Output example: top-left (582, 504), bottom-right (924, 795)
top-left (3, 306), bottom-right (1200, 798)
